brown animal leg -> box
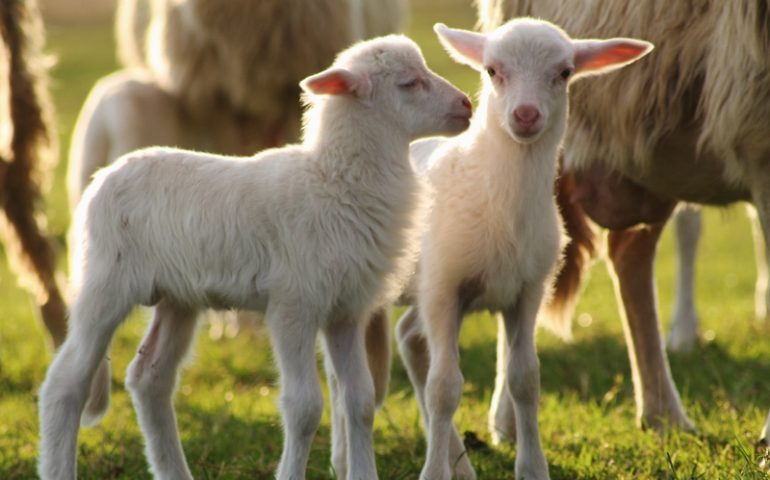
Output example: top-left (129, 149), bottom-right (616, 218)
top-left (1, 163), bottom-right (67, 347)
top-left (365, 306), bottom-right (391, 407)
top-left (607, 223), bottom-right (695, 431)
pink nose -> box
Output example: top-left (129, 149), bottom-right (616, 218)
top-left (514, 105), bottom-right (540, 126)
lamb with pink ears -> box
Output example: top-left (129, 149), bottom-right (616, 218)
top-left (394, 19), bottom-right (653, 479)
top-left (37, 35), bottom-right (471, 480)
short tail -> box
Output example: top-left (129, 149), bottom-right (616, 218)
top-left (80, 357), bottom-right (111, 426)
top-left (539, 165), bottom-right (598, 340)
top-left (365, 307), bottom-right (391, 408)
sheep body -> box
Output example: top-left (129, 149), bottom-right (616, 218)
top-left (38, 35), bottom-right (471, 480)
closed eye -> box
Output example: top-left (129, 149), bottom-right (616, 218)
top-left (399, 79), bottom-right (420, 89)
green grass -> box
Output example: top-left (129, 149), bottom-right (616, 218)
top-left (2, 2), bottom-right (770, 478)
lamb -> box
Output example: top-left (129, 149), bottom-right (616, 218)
top-left (37, 35), bottom-right (472, 480)
top-left (69, 0), bottom-right (407, 340)
top-left (0, 0), bottom-right (67, 348)
top-left (393, 19), bottom-right (652, 479)
top-left (480, 0), bottom-right (770, 441)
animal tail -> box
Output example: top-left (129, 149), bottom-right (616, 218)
top-left (538, 165), bottom-right (599, 340)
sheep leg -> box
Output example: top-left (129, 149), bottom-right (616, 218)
top-left (420, 296), bottom-right (476, 480)
top-left (396, 306), bottom-right (475, 479)
top-left (759, 408), bottom-right (770, 448)
top-left (324, 308), bottom-right (389, 478)
top-left (267, 302), bottom-right (324, 480)
top-left (366, 307), bottom-right (392, 407)
top-left (747, 165), bottom-right (770, 444)
top-left (38, 286), bottom-right (132, 479)
top-left (748, 206), bottom-right (770, 322)
top-left (126, 299), bottom-right (199, 480)
top-left (324, 354), bottom-right (348, 479)
top-left (667, 206), bottom-right (702, 353)
top-left (489, 313), bottom-right (516, 444)
top-left (323, 316), bottom-right (378, 480)
top-left (607, 223), bottom-right (695, 431)
top-left (502, 284), bottom-right (550, 480)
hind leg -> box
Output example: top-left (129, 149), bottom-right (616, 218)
top-left (668, 206), bottom-right (701, 353)
top-left (38, 287), bottom-right (132, 479)
top-left (126, 299), bottom-right (199, 480)
top-left (396, 305), bottom-right (475, 479)
top-left (607, 223), bottom-right (695, 431)
top-left (489, 313), bottom-right (516, 444)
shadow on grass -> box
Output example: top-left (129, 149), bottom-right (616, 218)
top-left (390, 331), bottom-right (770, 412)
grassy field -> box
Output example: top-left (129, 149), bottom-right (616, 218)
top-left (2, 1), bottom-right (770, 478)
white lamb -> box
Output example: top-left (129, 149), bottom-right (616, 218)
top-left (37, 35), bottom-right (471, 480)
top-left (394, 19), bottom-right (652, 479)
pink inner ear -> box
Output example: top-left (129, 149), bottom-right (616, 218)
top-left (305, 73), bottom-right (352, 95)
top-left (579, 44), bottom-right (649, 71)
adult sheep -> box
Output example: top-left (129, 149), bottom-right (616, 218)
top-left (0, 0), bottom-right (67, 348)
top-left (479, 0), bottom-right (770, 439)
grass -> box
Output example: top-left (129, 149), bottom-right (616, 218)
top-left (2, 1), bottom-right (770, 478)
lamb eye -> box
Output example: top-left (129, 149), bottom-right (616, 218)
top-left (560, 68), bottom-right (572, 80)
top-left (399, 79), bottom-right (420, 89)
top-left (486, 67), bottom-right (496, 78)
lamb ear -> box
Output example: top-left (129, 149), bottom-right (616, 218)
top-left (300, 67), bottom-right (372, 98)
top-left (572, 38), bottom-right (654, 78)
top-left (434, 23), bottom-right (486, 71)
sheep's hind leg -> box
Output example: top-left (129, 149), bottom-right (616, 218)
top-left (267, 302), bottom-right (324, 480)
top-left (38, 286), bottom-right (132, 480)
top-left (747, 206), bottom-right (770, 322)
top-left (126, 299), bottom-right (199, 480)
top-left (396, 305), bottom-right (475, 479)
top-left (324, 354), bottom-right (348, 479)
top-left (489, 313), bottom-right (517, 445)
top-left (607, 223), bottom-right (695, 432)
top-left (667, 206), bottom-right (702, 353)
top-left (746, 161), bottom-right (770, 445)
top-left (502, 285), bottom-right (550, 480)
top-left (323, 315), bottom-right (378, 480)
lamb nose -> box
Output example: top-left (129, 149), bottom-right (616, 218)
top-left (461, 96), bottom-right (472, 111)
top-left (514, 105), bottom-right (540, 125)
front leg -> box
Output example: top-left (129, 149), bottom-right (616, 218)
top-left (323, 316), bottom-right (378, 480)
top-left (396, 306), bottom-right (475, 479)
top-left (607, 223), bottom-right (695, 431)
top-left (420, 294), bottom-right (473, 480)
top-left (502, 285), bottom-right (550, 480)
top-left (265, 302), bottom-right (324, 480)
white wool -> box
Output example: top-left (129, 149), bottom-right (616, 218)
top-left (39, 35), bottom-right (470, 480)
top-left (395, 18), bottom-right (651, 480)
